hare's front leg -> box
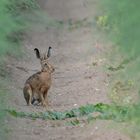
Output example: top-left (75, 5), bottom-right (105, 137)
top-left (40, 93), bottom-right (47, 107)
top-left (44, 90), bottom-right (49, 106)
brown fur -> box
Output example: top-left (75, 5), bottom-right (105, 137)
top-left (23, 47), bottom-right (54, 107)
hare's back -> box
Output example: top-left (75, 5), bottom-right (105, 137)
top-left (26, 72), bottom-right (41, 84)
top-left (25, 72), bottom-right (51, 89)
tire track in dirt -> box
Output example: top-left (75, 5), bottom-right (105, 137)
top-left (8, 0), bottom-right (131, 140)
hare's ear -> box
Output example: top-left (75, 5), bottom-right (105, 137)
top-left (34, 48), bottom-right (40, 59)
top-left (46, 46), bottom-right (52, 58)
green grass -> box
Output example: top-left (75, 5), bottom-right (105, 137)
top-left (5, 102), bottom-right (139, 125)
top-left (99, 0), bottom-right (140, 51)
top-left (6, 103), bottom-right (130, 121)
top-left (96, 0), bottom-right (140, 104)
top-left (98, 0), bottom-right (140, 100)
top-left (97, 0), bottom-right (140, 139)
top-left (98, 0), bottom-right (140, 81)
top-left (0, 0), bottom-right (39, 57)
top-left (0, 0), bottom-right (40, 139)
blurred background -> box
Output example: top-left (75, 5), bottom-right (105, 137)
top-left (0, 0), bottom-right (140, 140)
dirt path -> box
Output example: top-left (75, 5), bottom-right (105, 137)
top-left (8, 0), bottom-right (130, 140)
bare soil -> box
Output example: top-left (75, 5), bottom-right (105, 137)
top-left (7, 0), bottom-right (131, 140)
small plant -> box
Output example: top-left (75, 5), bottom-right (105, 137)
top-left (67, 18), bottom-right (91, 30)
top-left (69, 119), bottom-right (80, 126)
top-left (108, 65), bottom-right (124, 71)
top-left (96, 15), bottom-right (109, 30)
top-left (110, 81), bottom-right (134, 105)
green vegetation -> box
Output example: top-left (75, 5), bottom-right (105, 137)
top-left (0, 0), bottom-right (39, 58)
top-left (0, 0), bottom-right (40, 139)
top-left (6, 103), bottom-right (128, 121)
top-left (6, 102), bottom-right (139, 126)
top-left (98, 0), bottom-right (140, 82)
top-left (97, 0), bottom-right (140, 139)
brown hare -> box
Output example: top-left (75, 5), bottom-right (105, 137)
top-left (23, 47), bottom-right (54, 107)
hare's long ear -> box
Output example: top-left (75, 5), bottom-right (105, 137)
top-left (46, 46), bottom-right (52, 58)
top-left (34, 48), bottom-right (40, 59)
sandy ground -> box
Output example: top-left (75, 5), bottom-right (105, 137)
top-left (6, 0), bottom-right (131, 140)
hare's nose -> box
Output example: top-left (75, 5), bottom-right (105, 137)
top-left (52, 68), bottom-right (55, 72)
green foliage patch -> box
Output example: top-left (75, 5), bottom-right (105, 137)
top-left (98, 0), bottom-right (140, 79)
top-left (6, 103), bottom-right (129, 121)
top-left (0, 0), bottom-right (40, 139)
top-left (98, 0), bottom-right (140, 139)
top-left (0, 0), bottom-right (39, 57)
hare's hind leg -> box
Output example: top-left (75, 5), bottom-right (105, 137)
top-left (23, 85), bottom-right (32, 106)
top-left (39, 88), bottom-right (48, 107)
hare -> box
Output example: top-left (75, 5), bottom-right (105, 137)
top-left (23, 47), bottom-right (55, 107)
